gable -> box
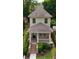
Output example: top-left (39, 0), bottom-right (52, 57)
top-left (28, 4), bottom-right (52, 18)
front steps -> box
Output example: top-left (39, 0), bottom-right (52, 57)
top-left (29, 43), bottom-right (37, 59)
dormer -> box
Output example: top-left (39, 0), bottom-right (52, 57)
top-left (28, 4), bottom-right (52, 27)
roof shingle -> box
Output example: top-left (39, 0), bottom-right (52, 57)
top-left (28, 4), bottom-right (52, 18)
top-left (29, 23), bottom-right (53, 33)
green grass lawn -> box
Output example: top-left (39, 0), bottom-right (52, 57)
top-left (36, 48), bottom-right (56, 59)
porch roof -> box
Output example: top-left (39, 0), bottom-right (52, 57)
top-left (29, 23), bottom-right (53, 33)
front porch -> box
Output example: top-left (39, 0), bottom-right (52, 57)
top-left (29, 33), bottom-right (52, 44)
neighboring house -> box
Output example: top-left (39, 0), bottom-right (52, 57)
top-left (28, 4), bottom-right (53, 54)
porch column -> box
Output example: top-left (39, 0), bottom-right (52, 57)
top-left (49, 33), bottom-right (51, 43)
top-left (37, 33), bottom-right (39, 43)
top-left (49, 33), bottom-right (53, 44)
top-left (29, 33), bottom-right (31, 43)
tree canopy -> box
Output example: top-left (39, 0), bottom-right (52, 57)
top-left (43, 0), bottom-right (56, 18)
top-left (23, 0), bottom-right (37, 17)
top-left (23, 0), bottom-right (56, 18)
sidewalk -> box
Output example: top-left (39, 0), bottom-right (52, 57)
top-left (30, 54), bottom-right (36, 59)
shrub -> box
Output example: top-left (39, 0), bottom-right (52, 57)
top-left (38, 43), bottom-right (52, 53)
top-left (50, 19), bottom-right (56, 27)
top-left (23, 32), bottom-right (29, 56)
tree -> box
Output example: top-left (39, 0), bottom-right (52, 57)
top-left (23, 0), bottom-right (38, 30)
top-left (23, 31), bottom-right (29, 55)
top-left (43, 0), bottom-right (56, 18)
top-left (23, 0), bottom-right (31, 16)
top-left (50, 18), bottom-right (56, 27)
top-left (23, 0), bottom-right (37, 17)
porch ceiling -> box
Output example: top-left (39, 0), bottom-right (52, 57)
top-left (29, 23), bottom-right (53, 33)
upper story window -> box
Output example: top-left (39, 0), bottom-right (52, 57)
top-left (33, 18), bottom-right (36, 23)
top-left (45, 18), bottom-right (48, 23)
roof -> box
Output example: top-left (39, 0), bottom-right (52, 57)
top-left (29, 23), bottom-right (53, 33)
top-left (28, 4), bottom-right (52, 18)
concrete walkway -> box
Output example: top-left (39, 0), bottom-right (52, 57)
top-left (30, 54), bottom-right (36, 59)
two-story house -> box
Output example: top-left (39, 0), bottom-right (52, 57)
top-left (28, 5), bottom-right (53, 43)
top-left (28, 4), bottom-right (53, 54)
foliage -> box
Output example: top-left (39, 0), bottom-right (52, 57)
top-left (43, 0), bottom-right (56, 18)
top-left (23, 0), bottom-right (31, 16)
top-left (23, 0), bottom-right (37, 31)
top-left (23, 21), bottom-right (29, 31)
top-left (51, 31), bottom-right (56, 47)
top-left (51, 48), bottom-right (56, 59)
top-left (38, 43), bottom-right (52, 53)
top-left (23, 0), bottom-right (37, 17)
top-left (23, 30), bottom-right (29, 55)
top-left (37, 48), bottom-right (56, 59)
top-left (50, 18), bottom-right (56, 27)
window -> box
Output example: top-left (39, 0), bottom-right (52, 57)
top-left (45, 18), bottom-right (48, 23)
top-left (39, 33), bottom-right (49, 39)
top-left (33, 18), bottom-right (36, 23)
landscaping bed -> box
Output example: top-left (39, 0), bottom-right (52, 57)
top-left (37, 43), bottom-right (56, 59)
top-left (37, 47), bottom-right (56, 59)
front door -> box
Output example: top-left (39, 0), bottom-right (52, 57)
top-left (31, 33), bottom-right (37, 43)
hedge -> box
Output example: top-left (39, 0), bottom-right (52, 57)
top-left (38, 43), bottom-right (52, 53)
top-left (23, 31), bottom-right (29, 55)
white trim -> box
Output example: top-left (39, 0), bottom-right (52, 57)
top-left (49, 33), bottom-right (52, 43)
top-left (29, 33), bottom-right (31, 43)
top-left (38, 39), bottom-right (49, 40)
top-left (37, 33), bottom-right (39, 43)
top-left (30, 32), bottom-right (51, 33)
